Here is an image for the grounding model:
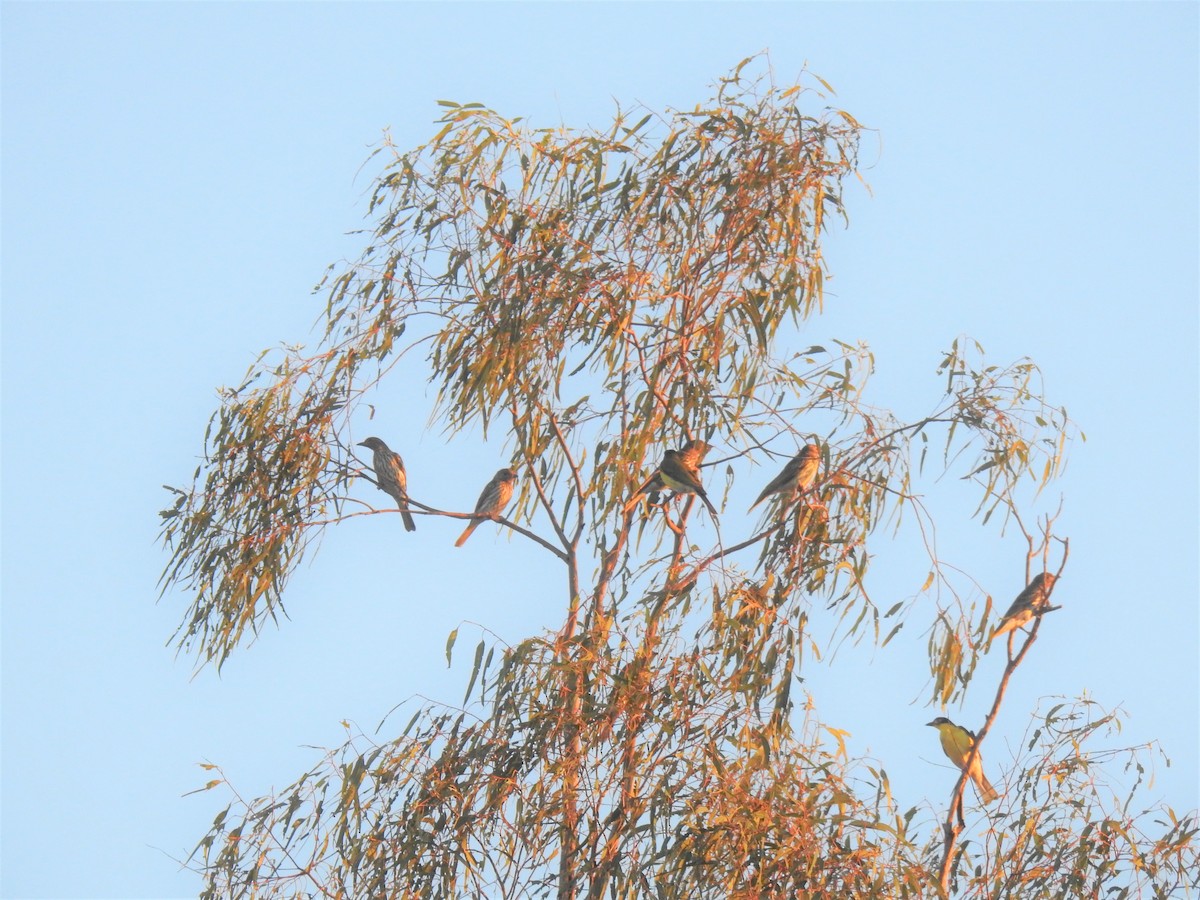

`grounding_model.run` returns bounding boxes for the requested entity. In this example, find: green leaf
[881,622,904,647]
[463,639,485,704]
